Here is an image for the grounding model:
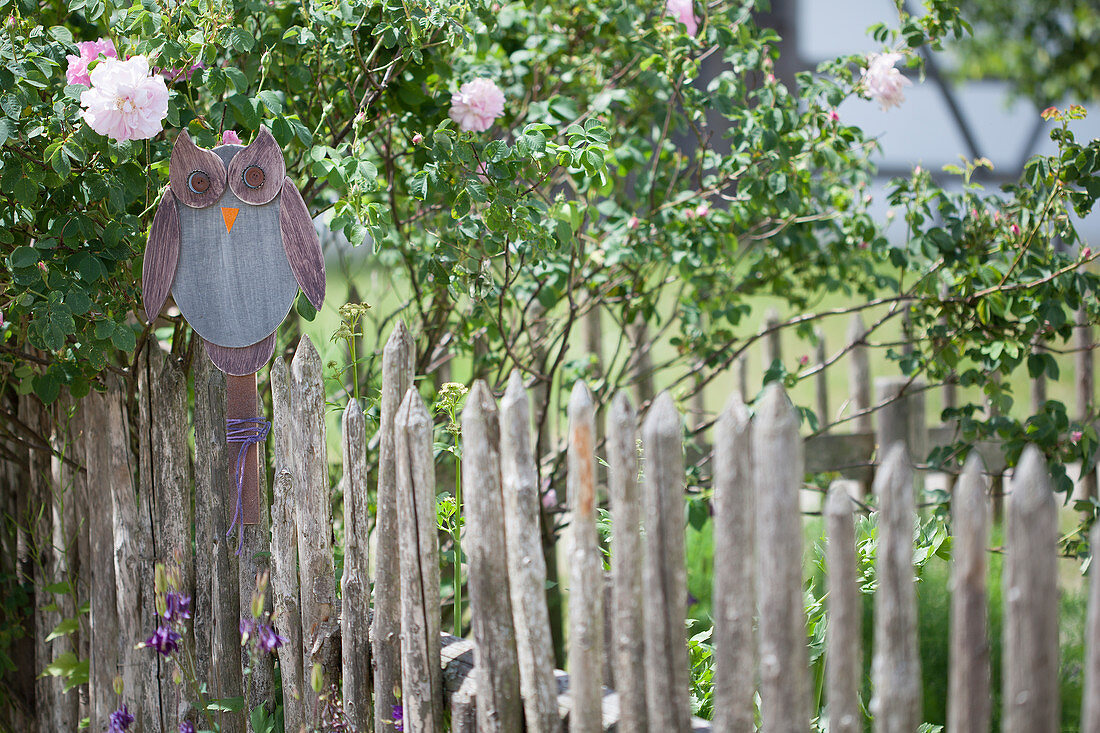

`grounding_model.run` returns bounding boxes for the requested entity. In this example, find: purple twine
[226,417,270,555]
